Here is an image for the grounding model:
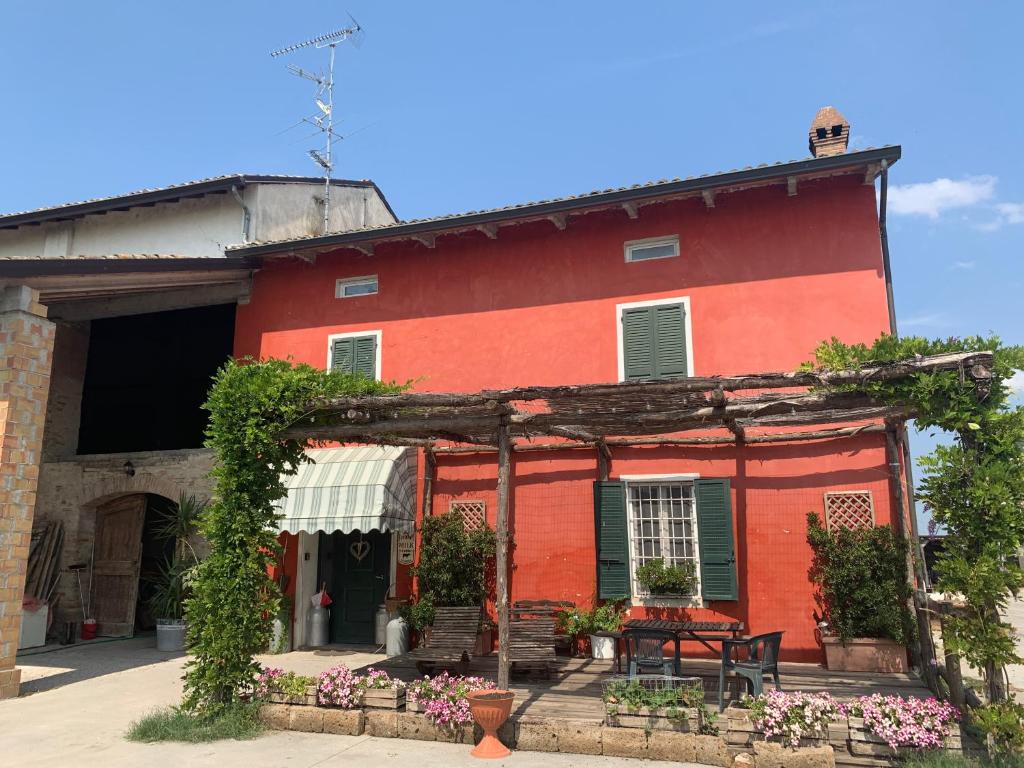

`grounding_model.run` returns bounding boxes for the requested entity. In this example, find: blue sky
[1,2,1021,519]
